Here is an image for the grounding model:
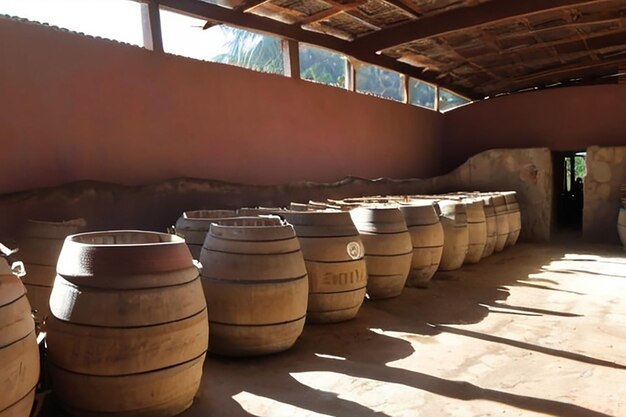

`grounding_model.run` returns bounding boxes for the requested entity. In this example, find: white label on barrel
[346,241,362,259]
